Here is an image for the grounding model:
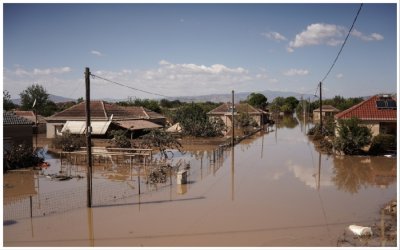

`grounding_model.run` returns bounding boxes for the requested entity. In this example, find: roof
[115,120,162,130]
[207,103,263,115]
[3,111,34,125]
[313,105,340,112]
[335,95,397,121]
[47,101,165,121]
[14,111,47,124]
[61,121,111,135]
